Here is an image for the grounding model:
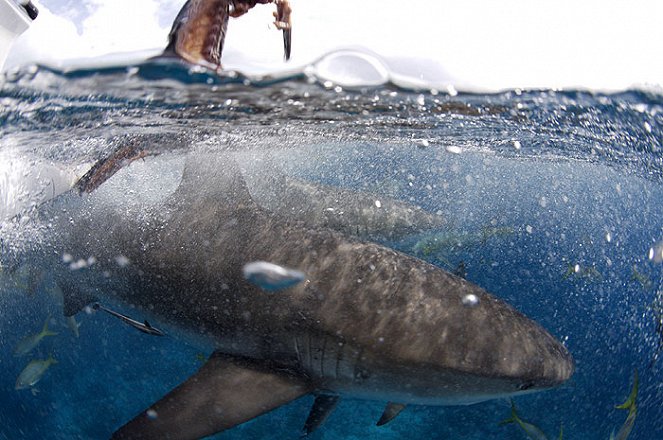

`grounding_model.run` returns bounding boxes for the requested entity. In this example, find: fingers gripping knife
[165,0,292,70]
